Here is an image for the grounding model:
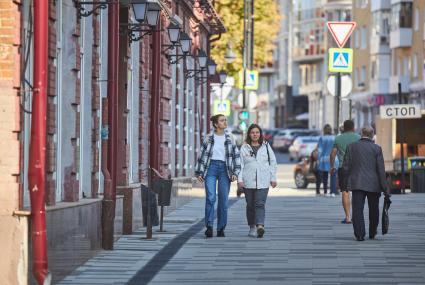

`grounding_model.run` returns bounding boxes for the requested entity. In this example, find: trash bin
[141,184,159,227]
[409,157,425,193]
[152,178,173,206]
